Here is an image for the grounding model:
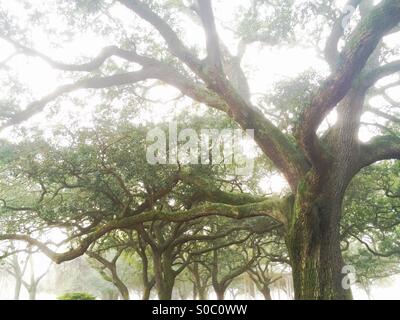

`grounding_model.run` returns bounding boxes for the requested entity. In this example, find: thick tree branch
[118,0,309,188]
[325,0,362,69]
[351,233,400,257]
[117,0,203,73]
[359,134,400,168]
[297,0,400,169]
[0,67,163,129]
[362,60,400,88]
[86,249,130,299]
[0,196,284,263]
[365,106,400,123]
[196,0,223,72]
[1,36,144,72]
